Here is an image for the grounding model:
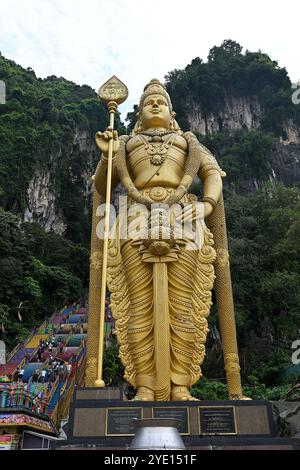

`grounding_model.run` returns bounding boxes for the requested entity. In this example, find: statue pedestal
[52,388,299,450]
